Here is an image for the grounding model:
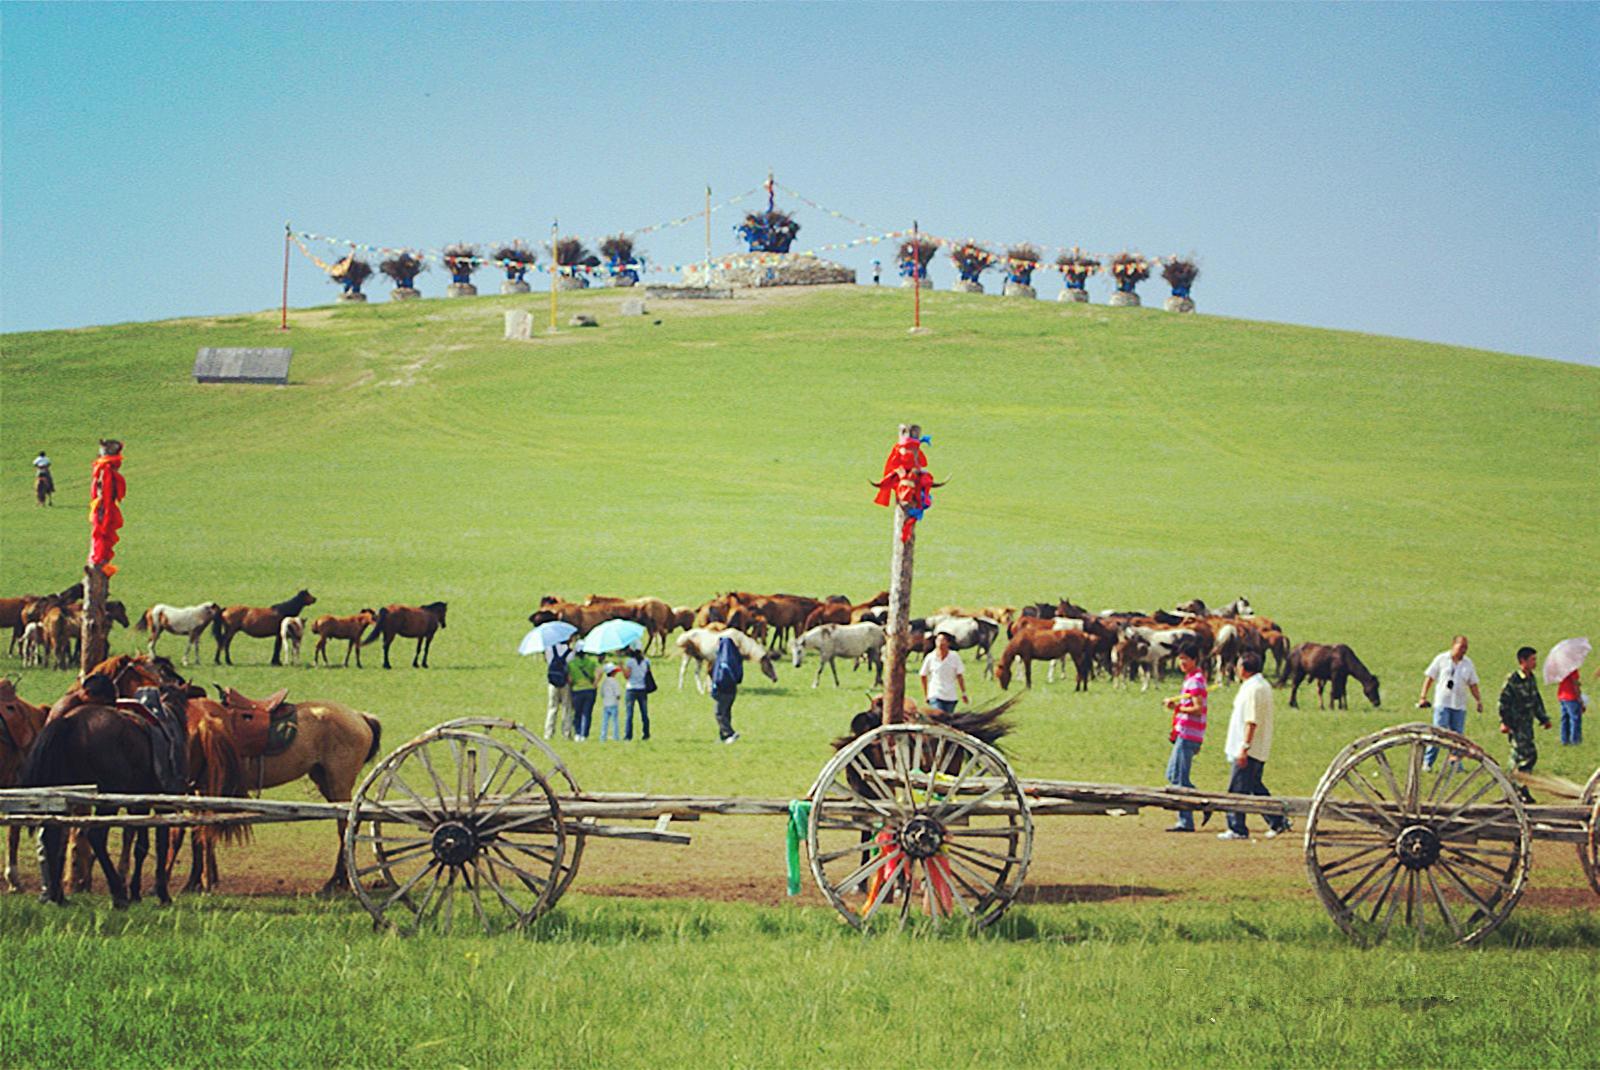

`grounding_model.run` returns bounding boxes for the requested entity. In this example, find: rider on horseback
[32,450,53,506]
